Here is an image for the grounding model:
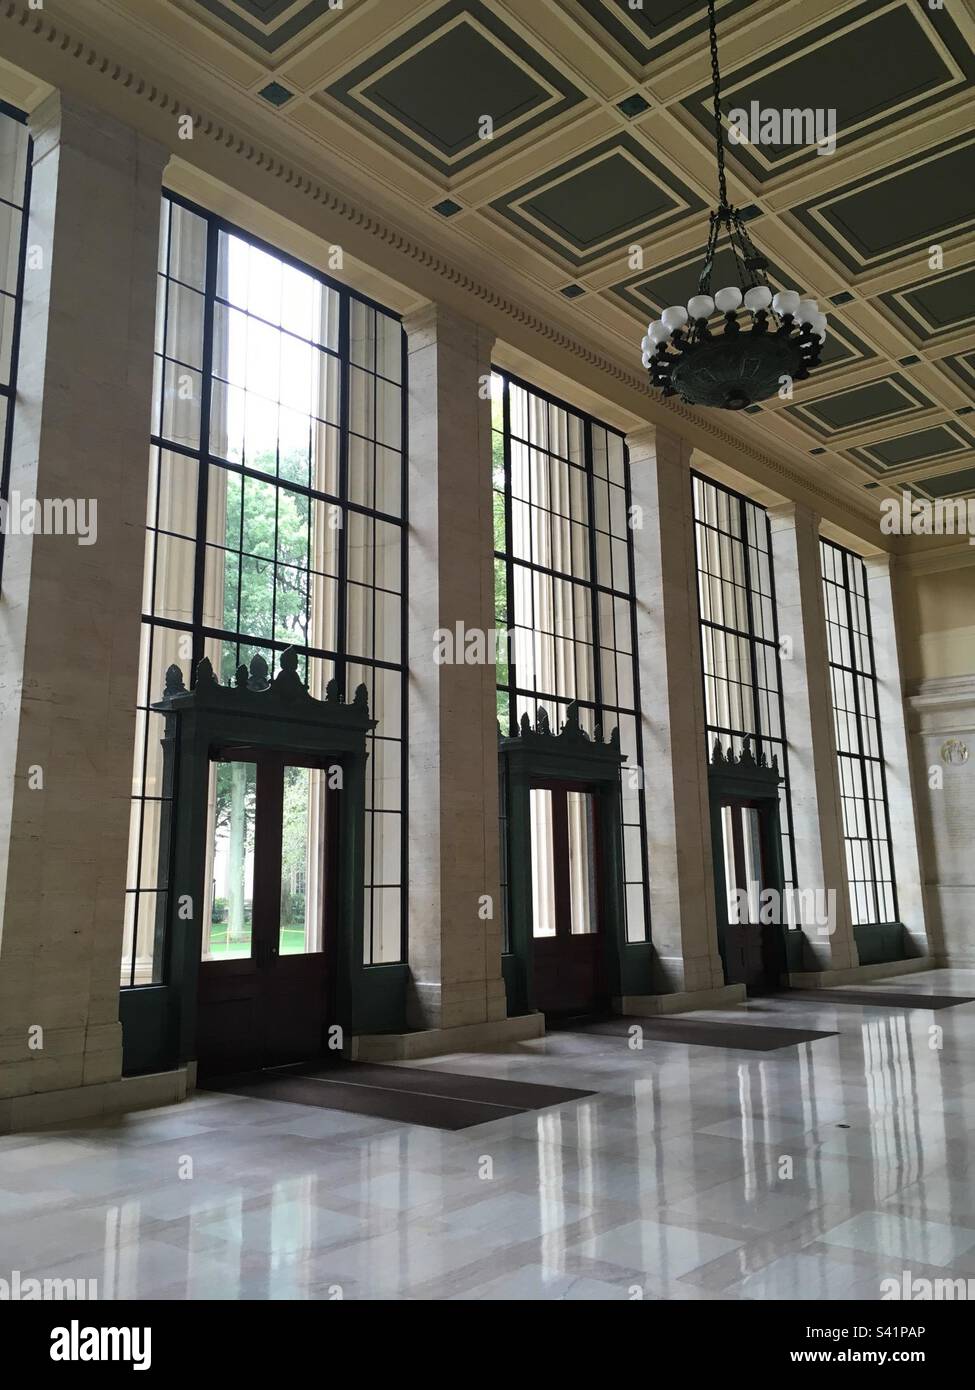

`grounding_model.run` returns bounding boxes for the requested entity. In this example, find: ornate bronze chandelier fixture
[641,0,827,410]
